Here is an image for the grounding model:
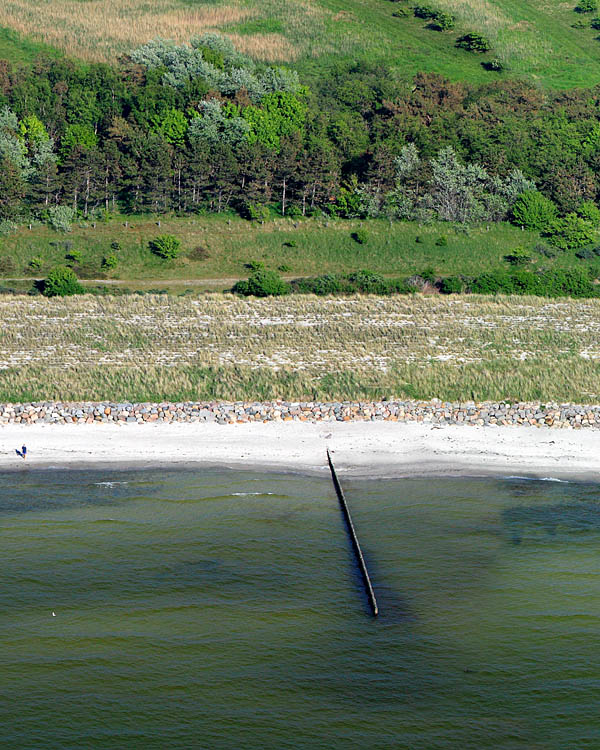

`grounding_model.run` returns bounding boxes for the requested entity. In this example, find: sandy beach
[1,420,600,481]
